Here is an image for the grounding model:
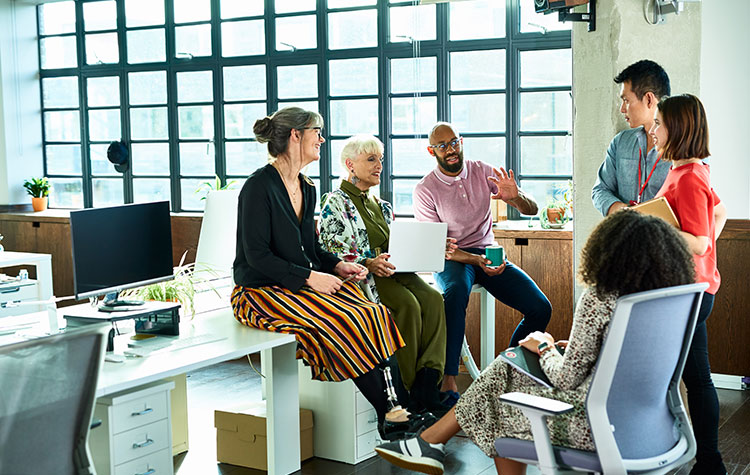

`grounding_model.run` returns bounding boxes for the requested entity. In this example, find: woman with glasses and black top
[231,107,431,440]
